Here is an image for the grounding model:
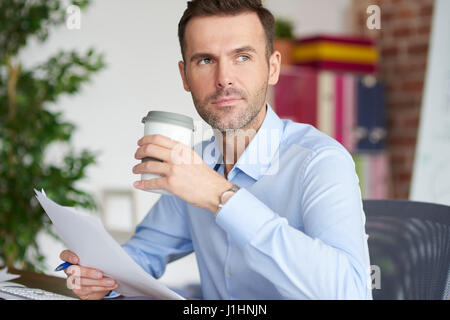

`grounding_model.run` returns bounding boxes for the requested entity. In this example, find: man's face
[179,12,280,132]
